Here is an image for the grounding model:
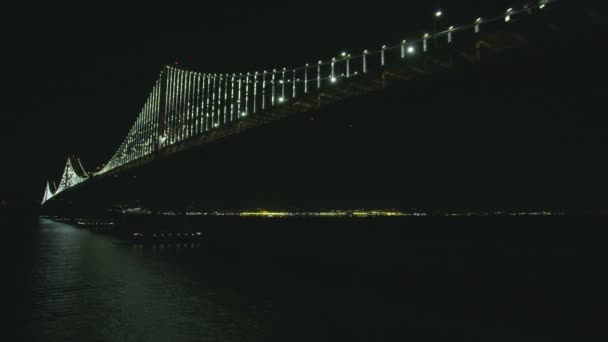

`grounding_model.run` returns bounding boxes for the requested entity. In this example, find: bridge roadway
[41,2,608,214]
